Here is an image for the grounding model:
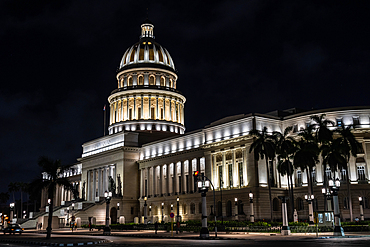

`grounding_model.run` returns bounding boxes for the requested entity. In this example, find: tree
[274,126,296,220]
[29,157,75,239]
[311,114,334,144]
[335,125,363,222]
[249,126,276,221]
[293,125,320,199]
[18,182,29,219]
[8,182,19,219]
